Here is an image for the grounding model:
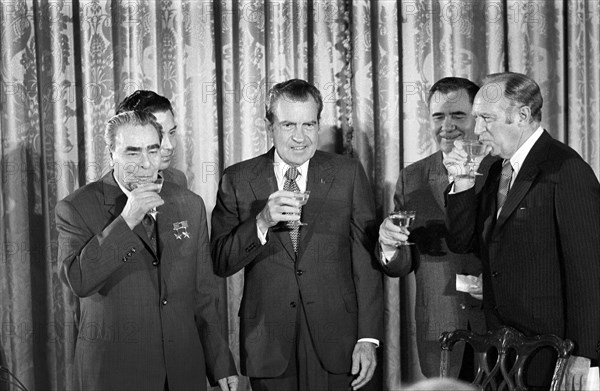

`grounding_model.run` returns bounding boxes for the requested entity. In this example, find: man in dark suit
[117,90,188,188]
[377,77,488,378]
[445,72,600,388]
[211,79,383,391]
[56,111,238,390]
